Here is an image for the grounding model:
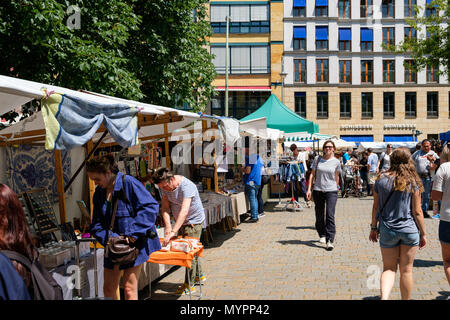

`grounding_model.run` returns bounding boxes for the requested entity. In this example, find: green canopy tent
[240,94,319,134]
